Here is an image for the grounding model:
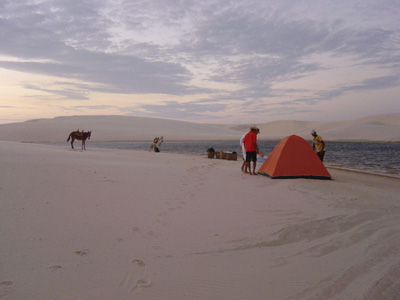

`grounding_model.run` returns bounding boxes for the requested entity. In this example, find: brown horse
[67,130,92,150]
